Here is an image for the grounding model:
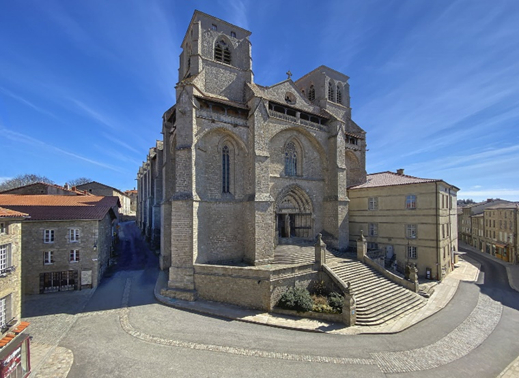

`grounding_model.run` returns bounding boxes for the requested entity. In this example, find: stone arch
[214,36,233,65]
[275,185,314,241]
